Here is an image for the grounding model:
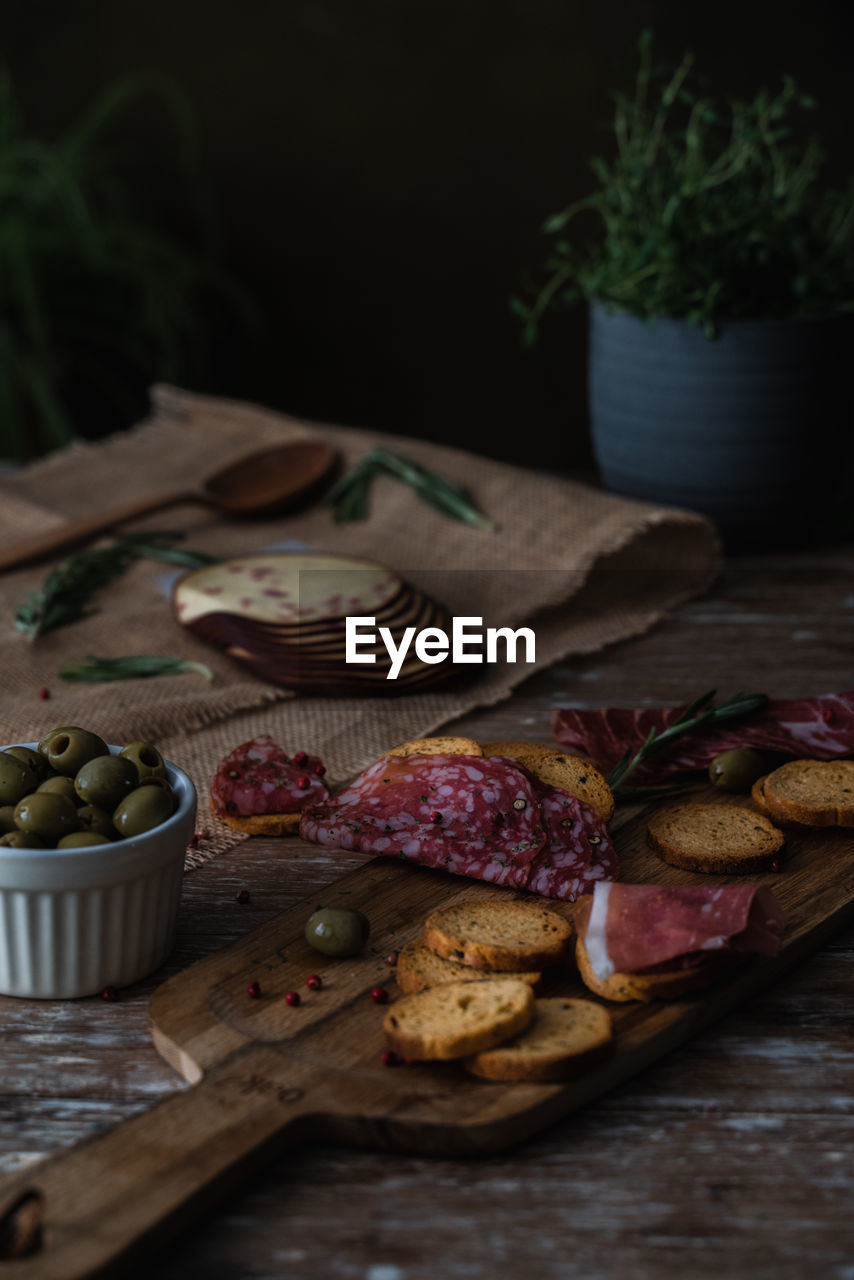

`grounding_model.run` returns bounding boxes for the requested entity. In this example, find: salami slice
[211,735,329,818]
[300,754,618,900]
[552,692,854,786]
[300,754,545,887]
[525,779,619,900]
[582,882,786,981]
